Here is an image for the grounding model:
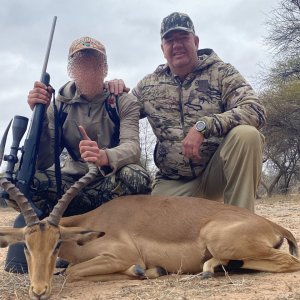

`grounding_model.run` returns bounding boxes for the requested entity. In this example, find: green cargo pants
[151,125,264,212]
[31,164,151,217]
